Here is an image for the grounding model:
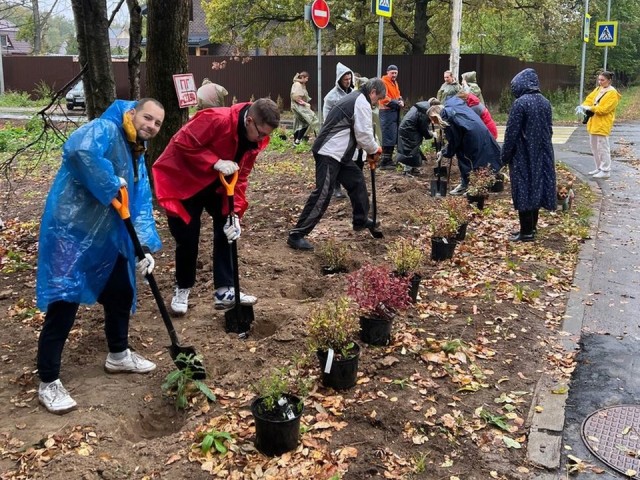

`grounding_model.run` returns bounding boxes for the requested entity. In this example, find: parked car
[66,82,85,110]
